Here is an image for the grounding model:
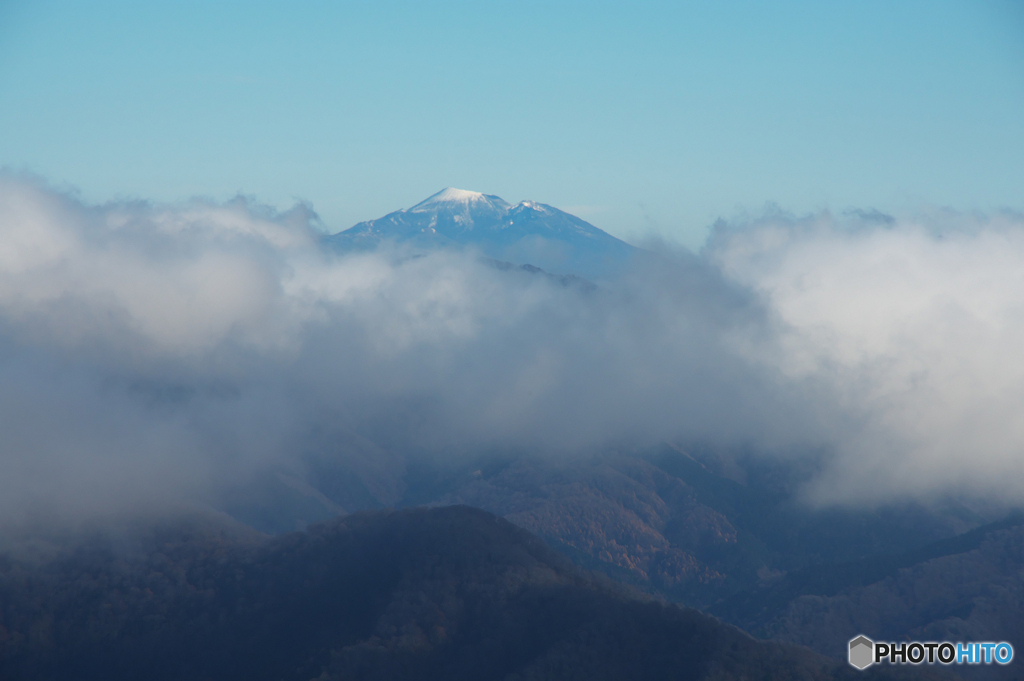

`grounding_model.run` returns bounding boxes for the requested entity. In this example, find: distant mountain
[325,188,638,279]
[0,506,940,681]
